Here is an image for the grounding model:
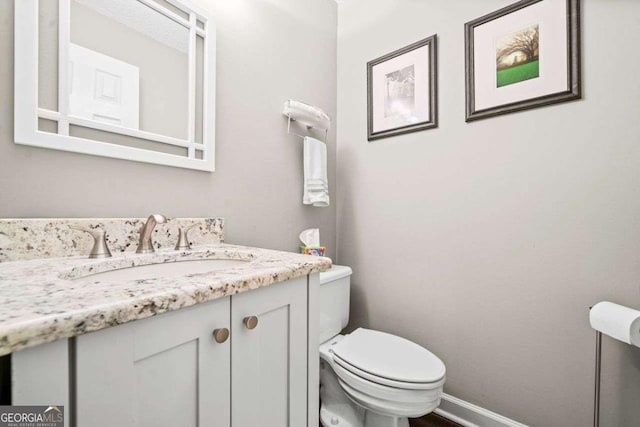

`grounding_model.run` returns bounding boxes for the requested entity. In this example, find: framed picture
[465,0,580,122]
[367,35,438,141]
